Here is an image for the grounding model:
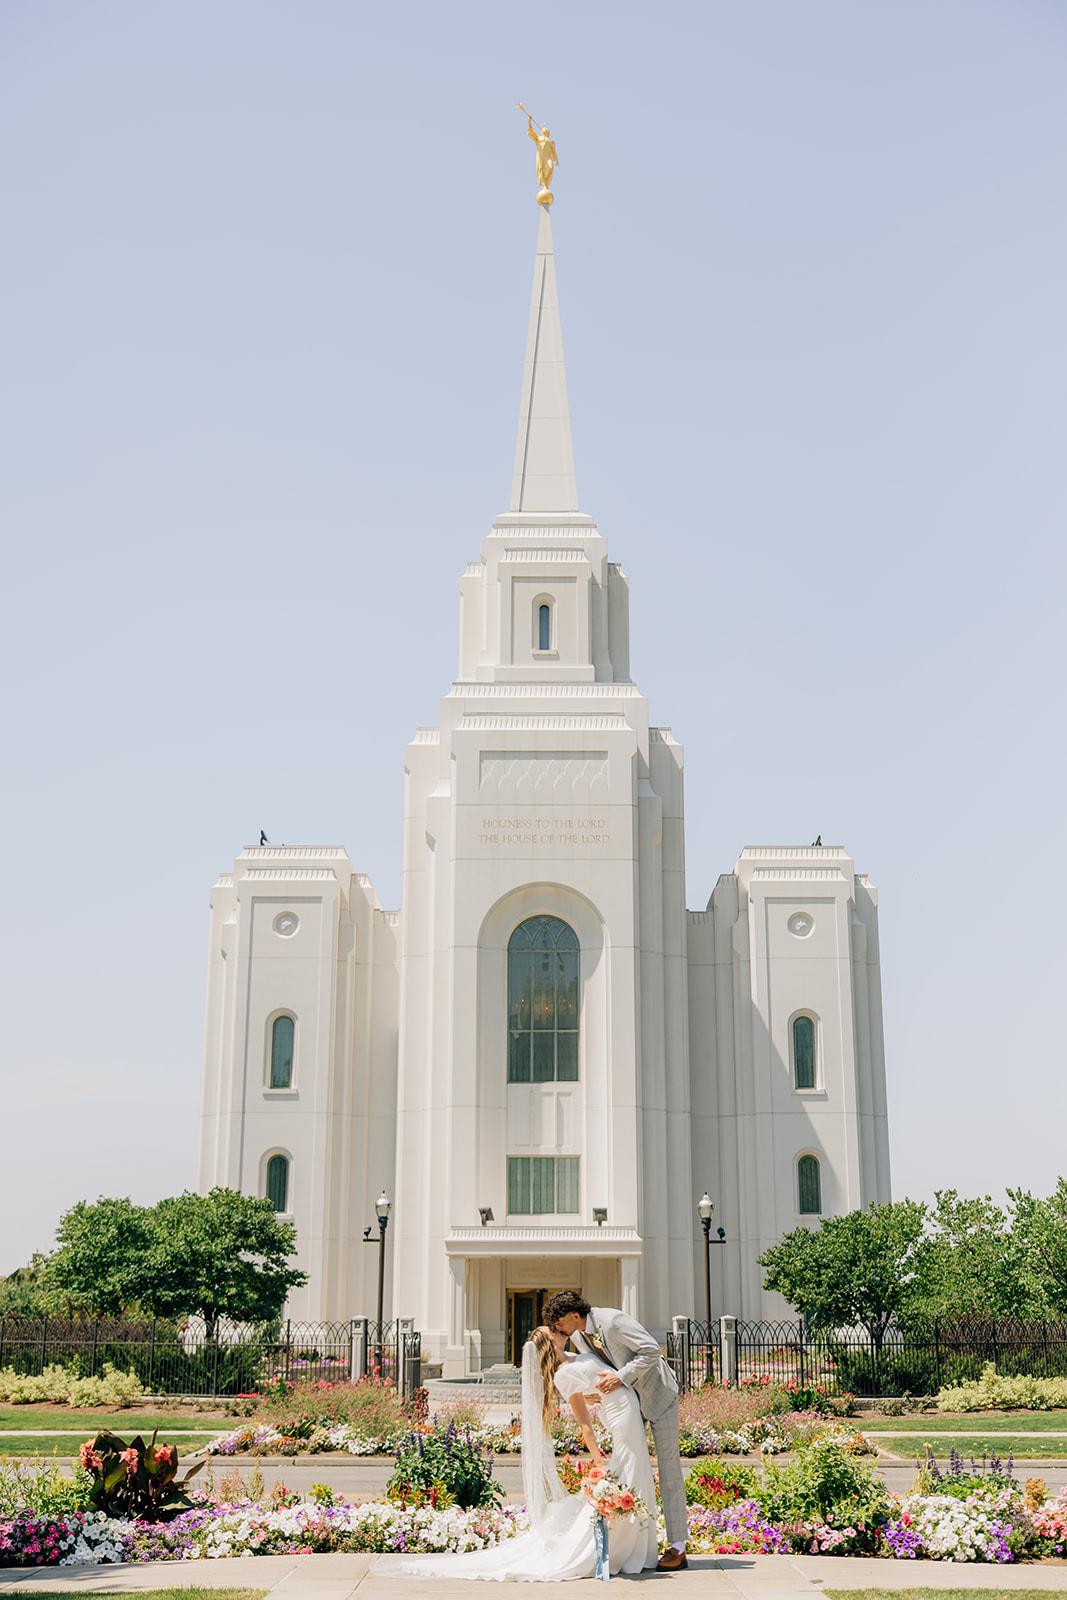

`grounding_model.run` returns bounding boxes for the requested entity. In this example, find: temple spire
[509,207,579,513]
